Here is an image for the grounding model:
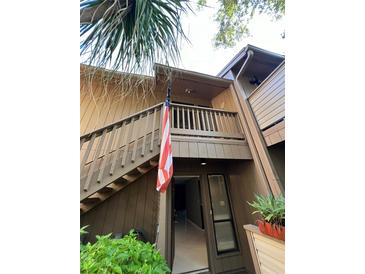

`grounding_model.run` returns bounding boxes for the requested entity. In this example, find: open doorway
[172,176,209,274]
